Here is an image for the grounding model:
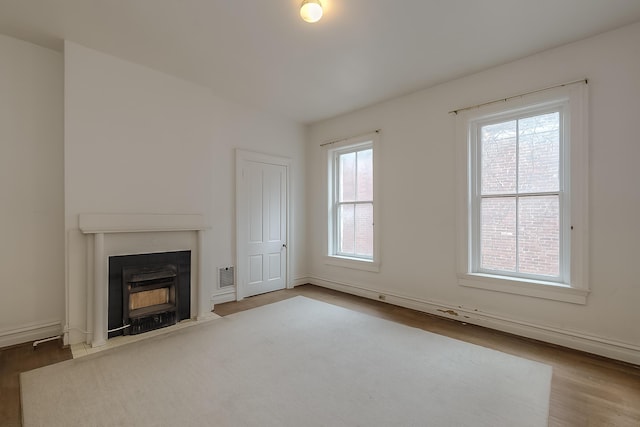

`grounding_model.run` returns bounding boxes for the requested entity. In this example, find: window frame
[470,104,568,283]
[332,144,374,260]
[325,132,380,272]
[456,84,589,304]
